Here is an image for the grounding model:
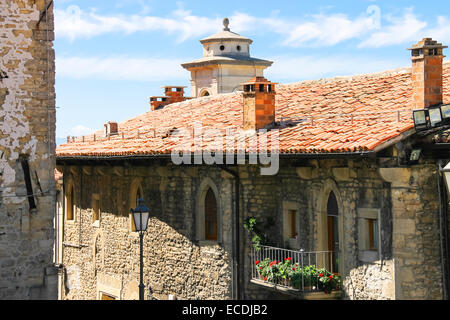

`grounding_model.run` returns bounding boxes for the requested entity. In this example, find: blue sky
[54,0,450,142]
